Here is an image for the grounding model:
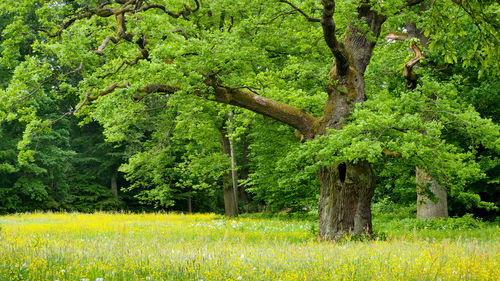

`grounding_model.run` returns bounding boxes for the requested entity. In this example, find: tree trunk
[240,135,250,212]
[187,195,192,213]
[416,167,448,218]
[317,161,376,239]
[399,23,447,219]
[312,5,385,240]
[111,173,118,198]
[228,111,239,212]
[219,125,238,217]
